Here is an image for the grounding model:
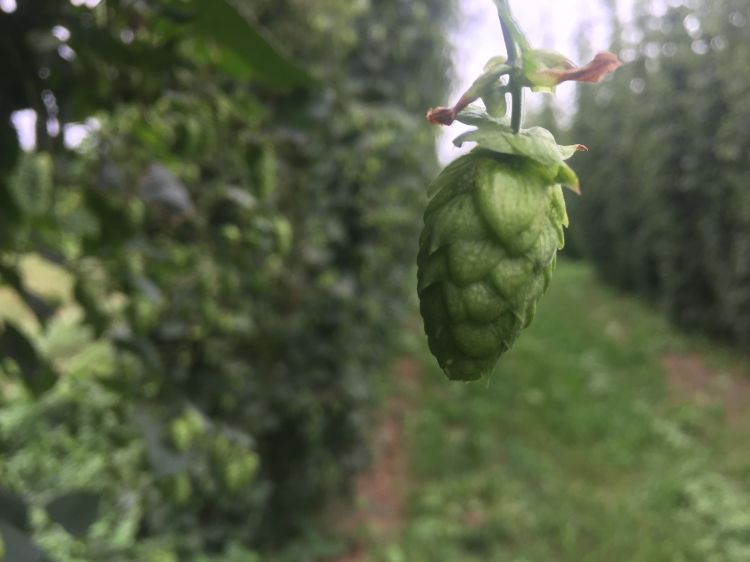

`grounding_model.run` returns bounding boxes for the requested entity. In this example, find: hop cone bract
[417,149,569,380]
